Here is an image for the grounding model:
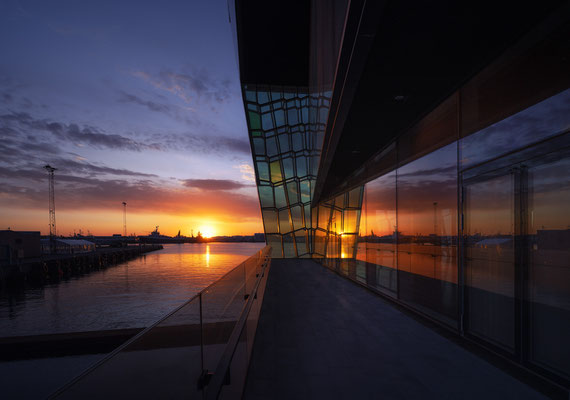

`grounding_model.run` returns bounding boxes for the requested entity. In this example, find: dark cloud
[1,110,249,157]
[182,179,252,191]
[0,160,157,182]
[0,111,162,151]
[118,91,174,114]
[159,132,250,155]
